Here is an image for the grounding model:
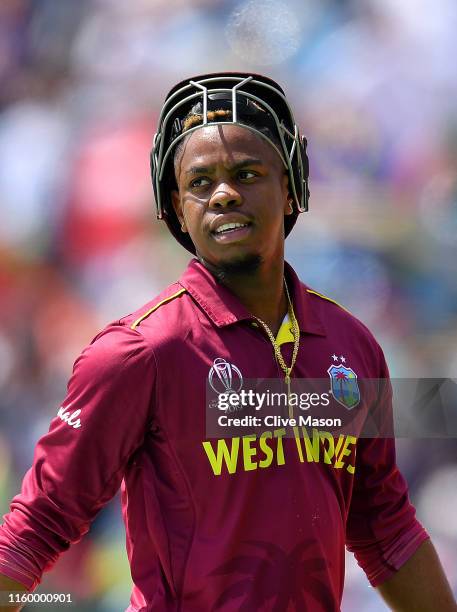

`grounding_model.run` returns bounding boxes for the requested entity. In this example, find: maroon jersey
[0,259,428,611]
